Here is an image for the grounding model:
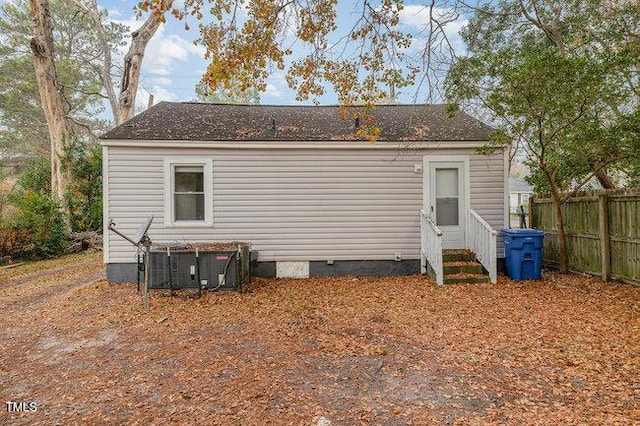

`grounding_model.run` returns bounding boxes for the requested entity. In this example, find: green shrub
[3,141,102,259]
[65,142,102,232]
[0,227,33,261]
[9,190,67,258]
[17,157,51,195]
[2,159,67,259]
